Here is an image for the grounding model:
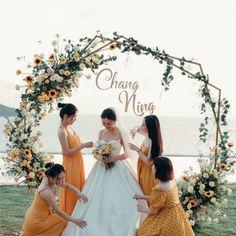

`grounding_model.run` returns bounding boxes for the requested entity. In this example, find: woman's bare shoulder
[58,127,67,135]
[113,127,122,135]
[99,128,106,135]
